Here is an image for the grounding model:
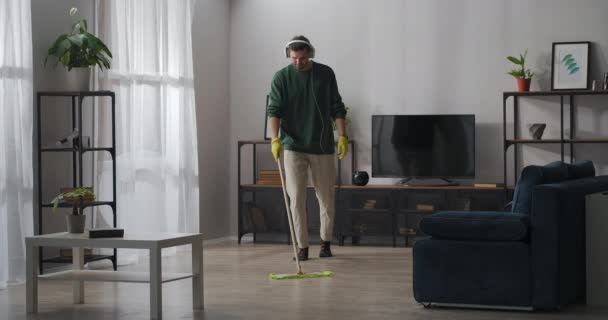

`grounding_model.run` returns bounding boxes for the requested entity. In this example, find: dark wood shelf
[344,208,391,213]
[238,139,357,146]
[41,201,115,209]
[37,90,115,97]
[241,184,511,190]
[396,209,436,214]
[504,90,608,97]
[507,138,608,144]
[338,184,509,190]
[40,147,114,153]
